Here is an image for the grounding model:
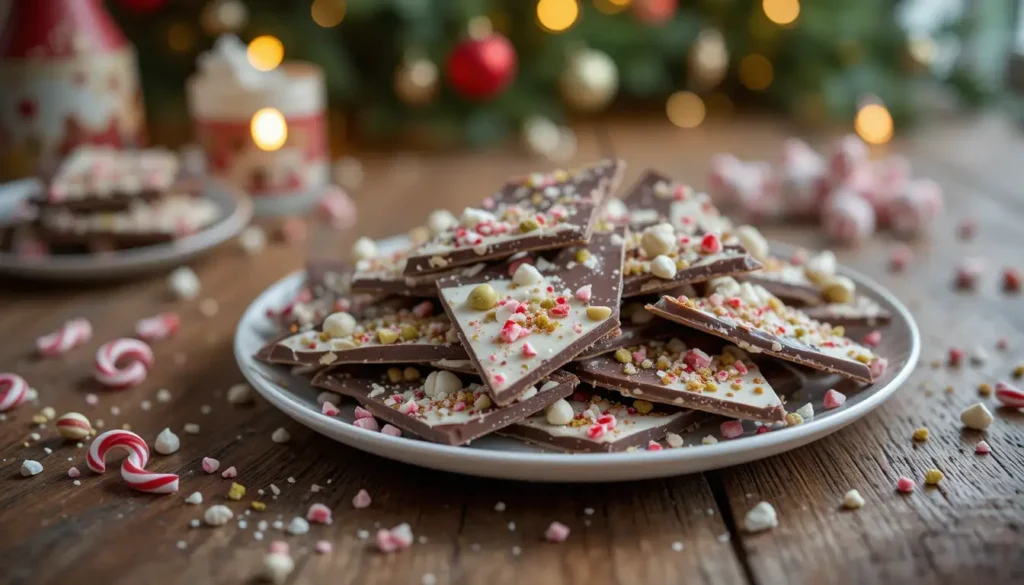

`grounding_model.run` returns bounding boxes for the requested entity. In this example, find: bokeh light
[739,54,773,91]
[666,91,705,128]
[854,104,893,145]
[537,0,579,33]
[246,35,284,72]
[594,0,630,14]
[311,0,346,28]
[762,0,800,26]
[251,108,288,151]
